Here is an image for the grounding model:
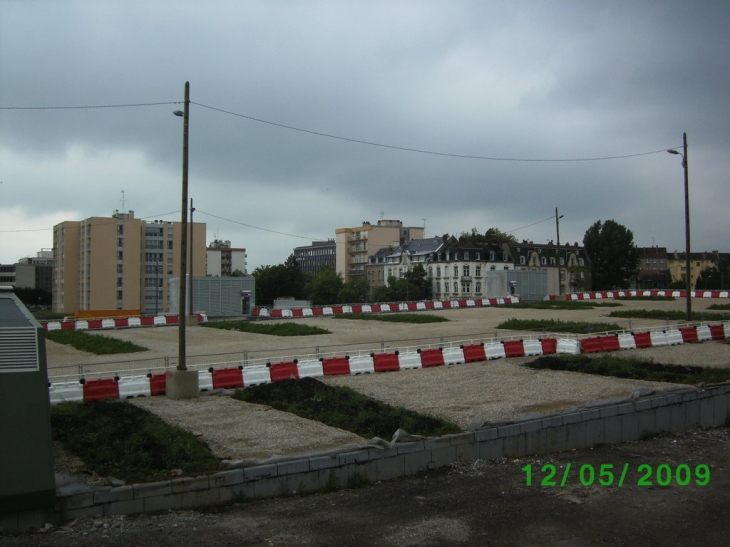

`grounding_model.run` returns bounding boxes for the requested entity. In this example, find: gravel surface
[48,298,730,477]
